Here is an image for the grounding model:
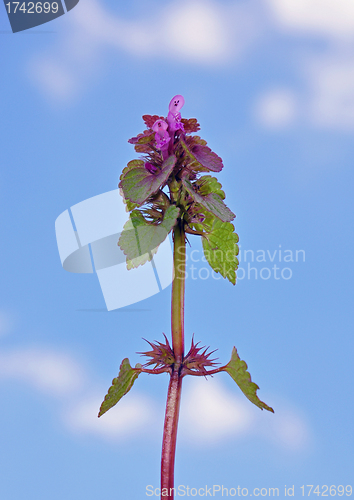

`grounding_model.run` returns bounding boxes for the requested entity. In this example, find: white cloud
[254,88,298,128]
[271,409,310,451]
[161,1,230,64]
[179,377,311,451]
[0,343,311,449]
[180,378,254,444]
[64,392,157,439]
[253,58,354,132]
[0,348,84,395]
[306,56,354,130]
[70,0,232,62]
[259,0,354,132]
[266,0,354,39]
[28,0,258,102]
